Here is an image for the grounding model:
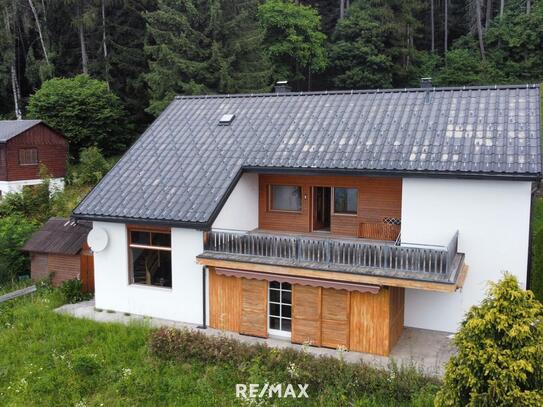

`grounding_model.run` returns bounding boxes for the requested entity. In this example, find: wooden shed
[22,217,94,292]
